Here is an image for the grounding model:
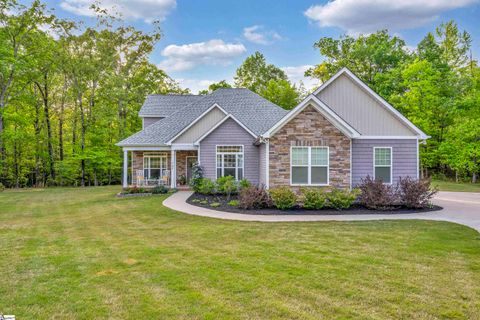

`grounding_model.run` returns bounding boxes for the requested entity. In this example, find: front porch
[122,149,198,189]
